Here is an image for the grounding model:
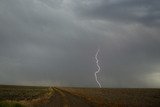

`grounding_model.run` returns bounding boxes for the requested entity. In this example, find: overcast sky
[0,0,160,88]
